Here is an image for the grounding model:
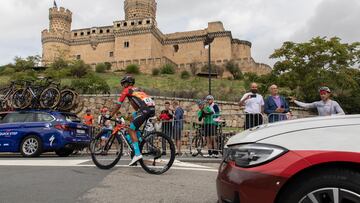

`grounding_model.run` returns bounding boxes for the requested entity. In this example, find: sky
[0,0,359,66]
